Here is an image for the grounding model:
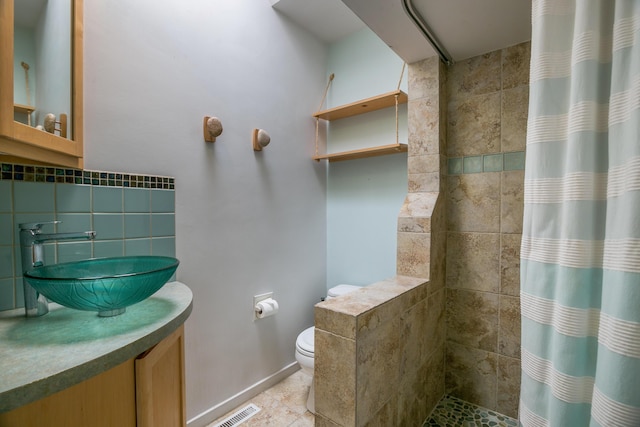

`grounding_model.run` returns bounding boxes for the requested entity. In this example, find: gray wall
[82,1,328,423]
